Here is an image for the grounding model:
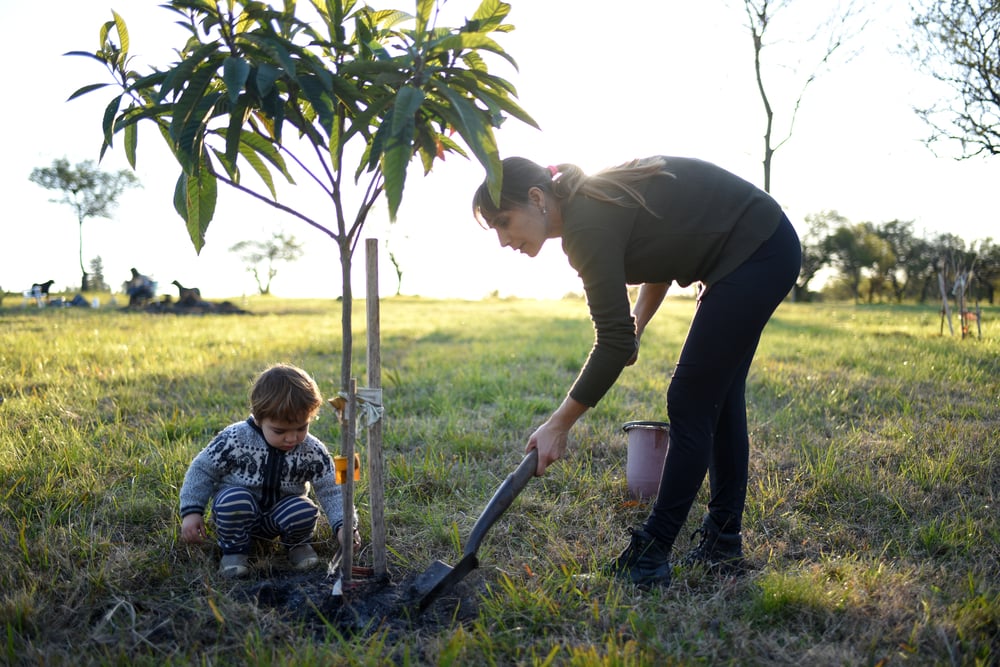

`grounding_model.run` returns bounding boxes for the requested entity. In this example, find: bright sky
[2,0,996,300]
